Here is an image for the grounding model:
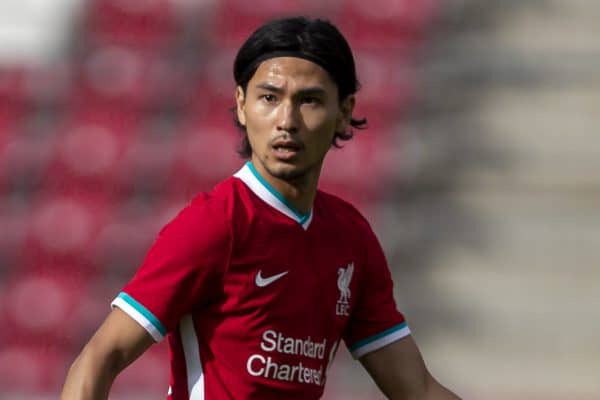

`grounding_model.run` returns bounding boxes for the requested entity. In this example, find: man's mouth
[271,140,302,159]
[273,145,298,152]
[272,139,302,151]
